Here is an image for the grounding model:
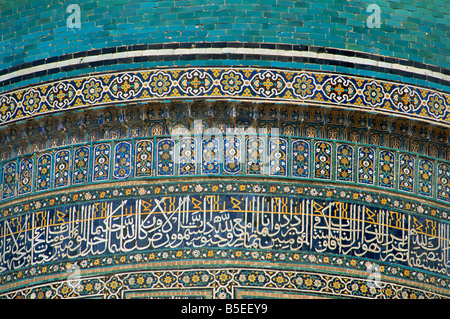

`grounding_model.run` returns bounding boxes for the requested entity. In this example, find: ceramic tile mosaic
[2,134,450,204]
[1,0,449,301]
[1,181,450,299]
[0,68,448,127]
